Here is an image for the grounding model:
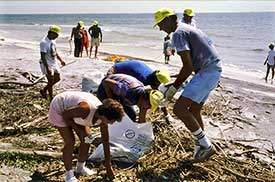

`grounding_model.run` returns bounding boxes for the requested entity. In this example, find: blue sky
[1,1,275,14]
